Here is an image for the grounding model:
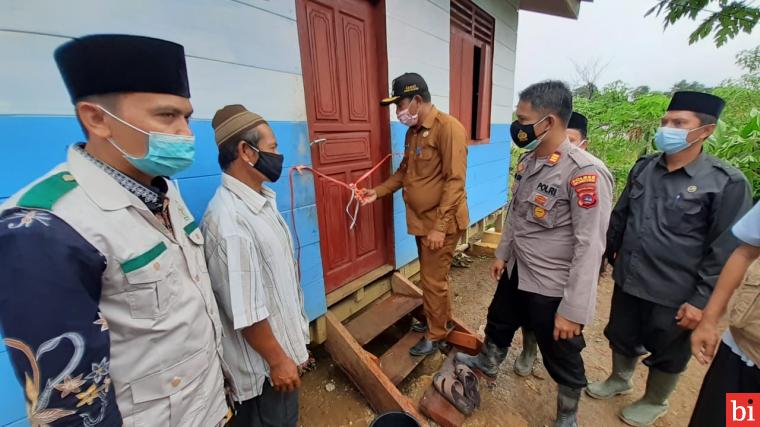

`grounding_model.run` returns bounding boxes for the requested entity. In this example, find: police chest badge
[517,130,528,142]
[570,174,598,209]
[533,206,547,219]
[517,162,526,173]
